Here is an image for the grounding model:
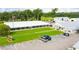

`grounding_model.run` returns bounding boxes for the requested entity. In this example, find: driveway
[0,33,79,50]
